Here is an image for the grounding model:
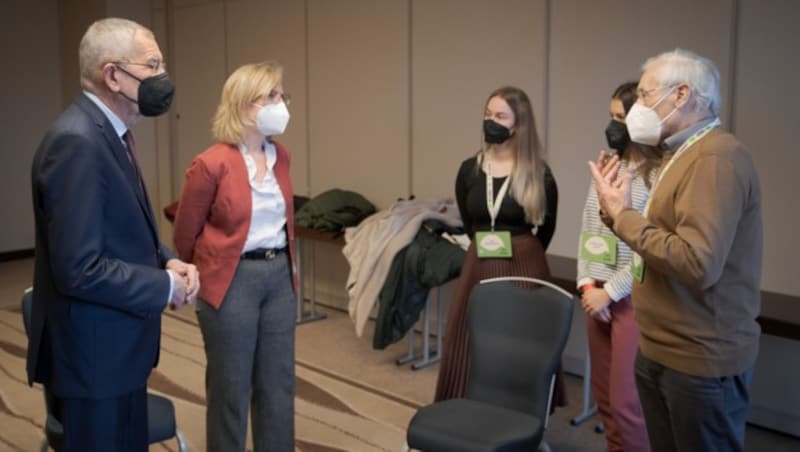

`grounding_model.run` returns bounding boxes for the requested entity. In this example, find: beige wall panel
[307,0,410,209]
[411,0,548,201]
[107,0,151,26]
[0,1,62,252]
[172,2,227,194]
[151,3,176,239]
[546,0,734,260]
[302,242,352,311]
[225,0,310,195]
[103,1,167,232]
[57,0,106,107]
[171,0,223,7]
[733,0,799,296]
